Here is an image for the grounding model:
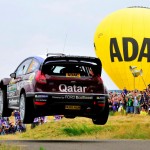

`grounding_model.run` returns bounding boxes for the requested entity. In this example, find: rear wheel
[19,93,34,124]
[92,100,109,125]
[0,88,12,117]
